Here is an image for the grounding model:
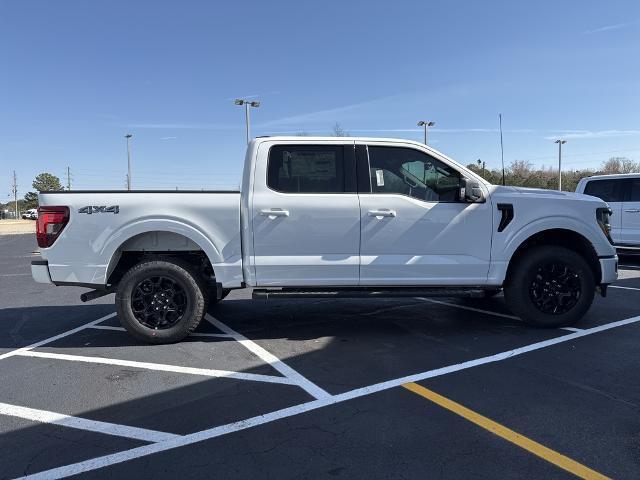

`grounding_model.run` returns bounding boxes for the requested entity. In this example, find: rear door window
[267,145,349,193]
[583,179,626,202]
